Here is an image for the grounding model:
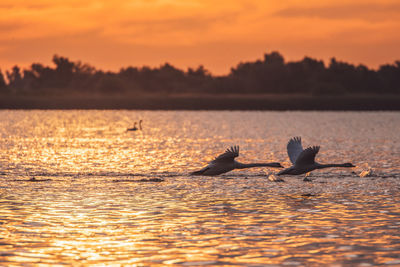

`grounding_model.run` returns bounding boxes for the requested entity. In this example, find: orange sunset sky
[1,0,400,75]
